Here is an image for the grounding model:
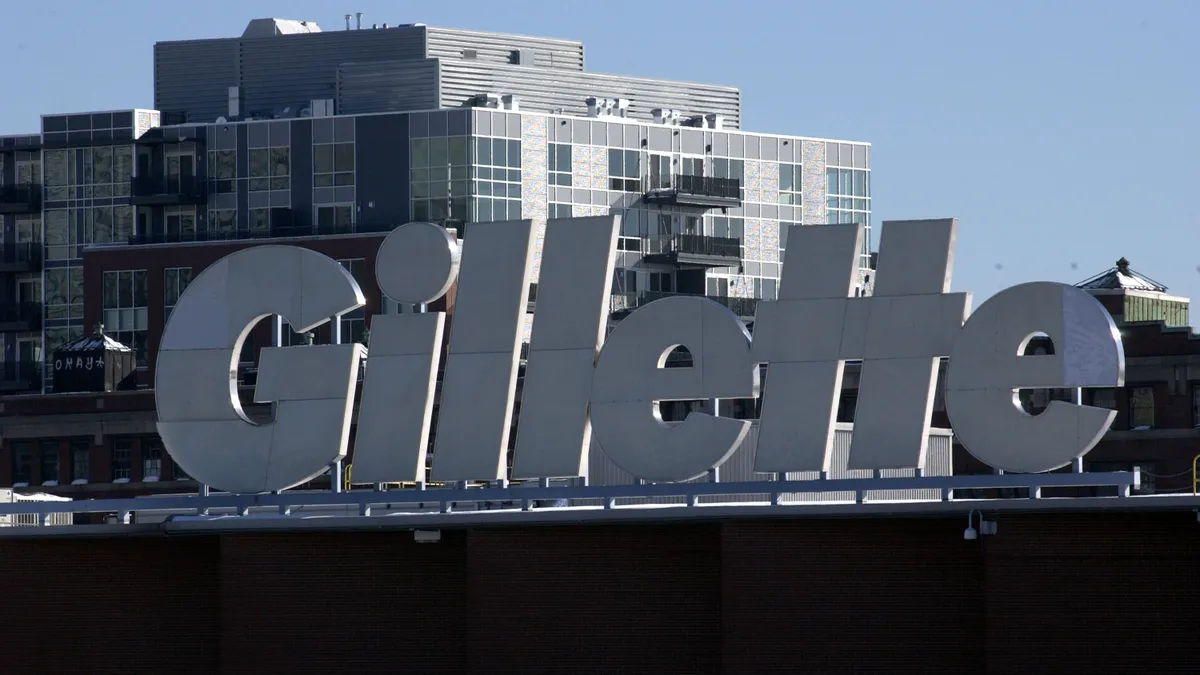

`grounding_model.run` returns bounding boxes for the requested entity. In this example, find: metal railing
[0,360,43,390]
[644,233,742,260]
[0,242,42,266]
[128,221,399,246]
[672,174,742,200]
[130,174,206,200]
[0,183,42,209]
[0,302,41,325]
